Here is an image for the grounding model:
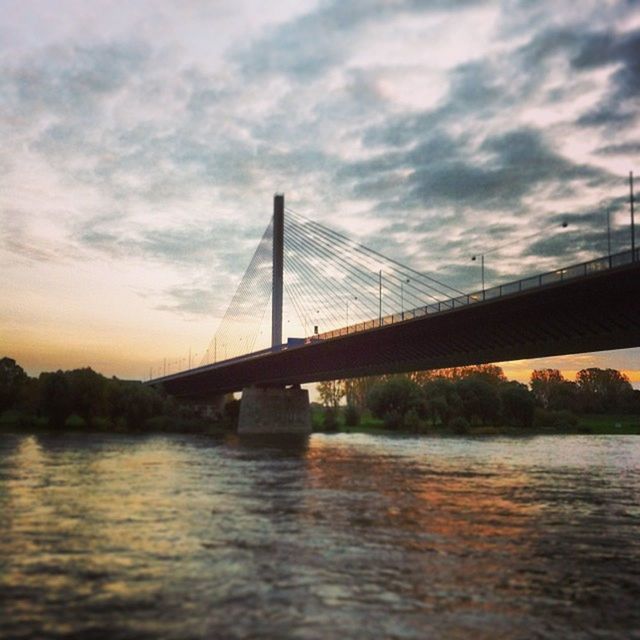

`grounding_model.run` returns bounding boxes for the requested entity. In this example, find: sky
[1,0,639,385]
